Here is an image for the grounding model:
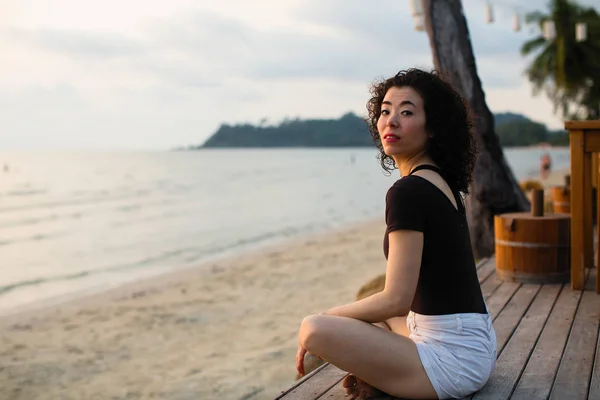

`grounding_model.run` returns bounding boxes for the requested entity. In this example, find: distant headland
[176,112,568,150]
